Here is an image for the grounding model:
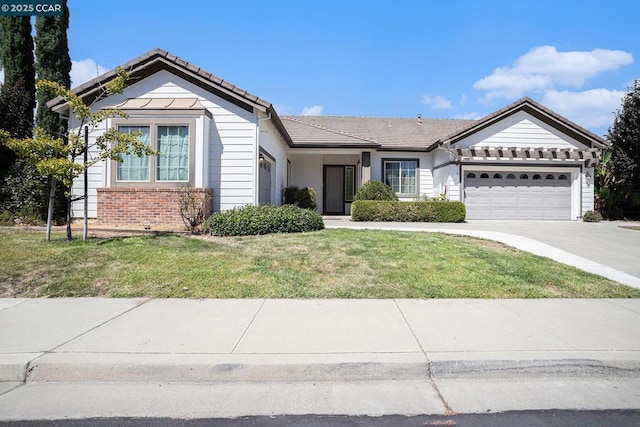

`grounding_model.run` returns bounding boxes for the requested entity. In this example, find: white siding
[289,154,324,212]
[582,167,595,215]
[70,69,260,217]
[454,111,590,150]
[258,117,290,206]
[433,165,460,201]
[70,115,107,218]
[432,147,457,200]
